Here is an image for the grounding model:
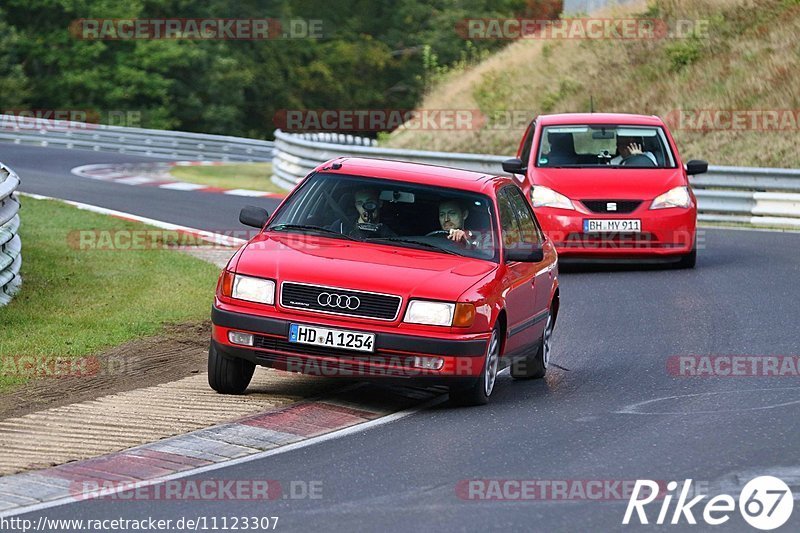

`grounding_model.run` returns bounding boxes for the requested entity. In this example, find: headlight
[232,275,275,304]
[650,186,691,209]
[404,300,455,326]
[531,186,575,210]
